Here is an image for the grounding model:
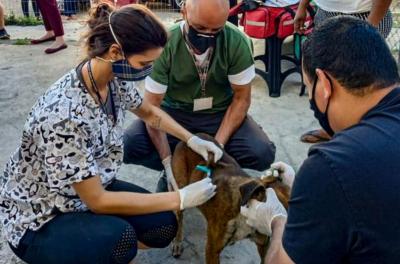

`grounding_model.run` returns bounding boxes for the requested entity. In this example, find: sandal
[300,129,331,144]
